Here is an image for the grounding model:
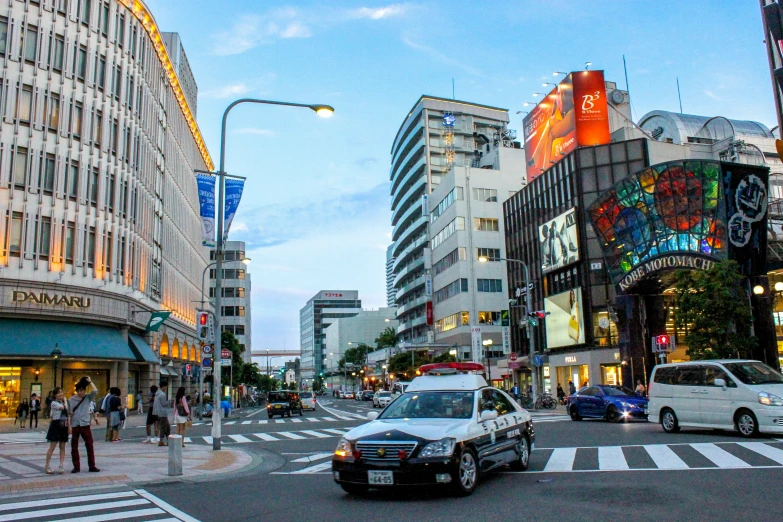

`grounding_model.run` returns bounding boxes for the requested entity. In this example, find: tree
[673,259,757,360]
[432,352,456,363]
[220,330,244,387]
[312,380,323,393]
[375,327,397,350]
[338,343,373,370]
[387,351,427,380]
[287,382,297,390]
